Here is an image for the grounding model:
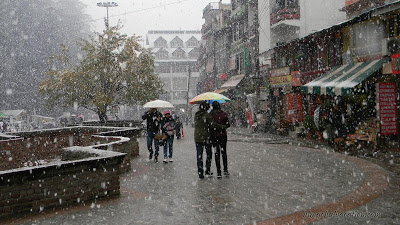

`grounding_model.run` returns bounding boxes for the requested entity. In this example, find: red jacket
[210,109,230,136]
